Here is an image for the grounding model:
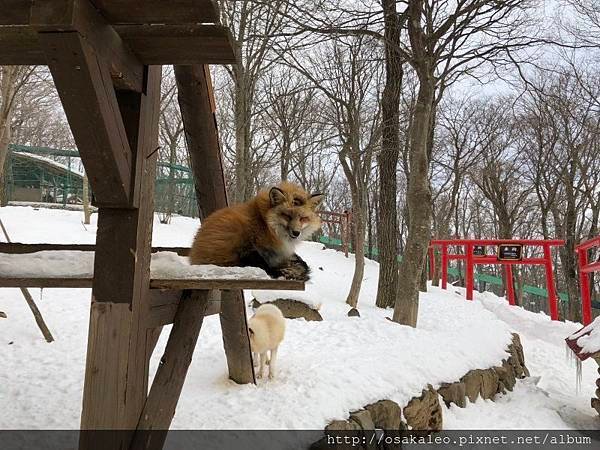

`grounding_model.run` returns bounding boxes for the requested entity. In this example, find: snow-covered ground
[0,205,598,431]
